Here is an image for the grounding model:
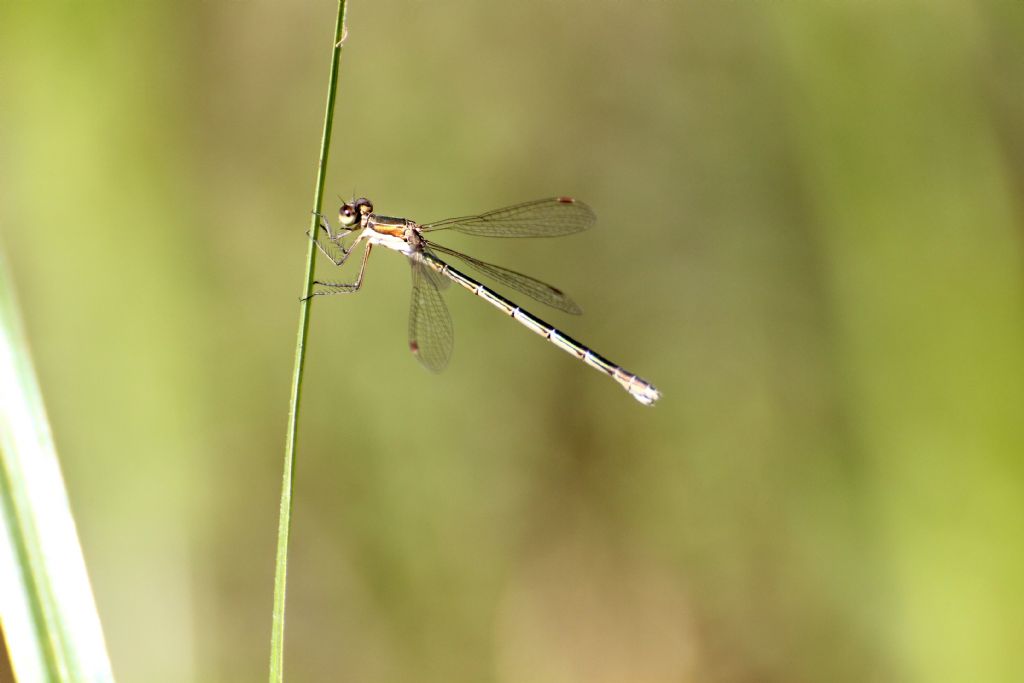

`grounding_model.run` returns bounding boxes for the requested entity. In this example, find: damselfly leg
[305,244,374,300]
[310,213,357,267]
